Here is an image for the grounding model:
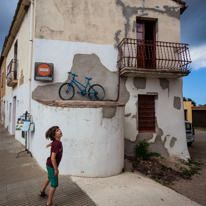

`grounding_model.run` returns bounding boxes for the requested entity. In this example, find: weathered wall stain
[103,107,117,119]
[137,6,180,19]
[116,0,180,40]
[32,82,62,100]
[39,26,64,39]
[173,96,181,110]
[134,77,146,89]
[119,76,130,103]
[135,100,138,130]
[114,30,122,48]
[170,137,177,148]
[70,54,119,101]
[125,113,131,117]
[125,133,153,155]
[132,21,136,32]
[116,0,138,37]
[125,124,169,157]
[159,78,169,90]
[159,78,169,96]
[149,128,169,157]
